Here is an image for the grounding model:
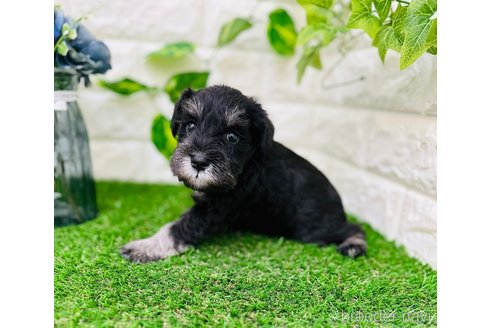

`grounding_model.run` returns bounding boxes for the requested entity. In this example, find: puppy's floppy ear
[171,88,195,136]
[250,100,275,153]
